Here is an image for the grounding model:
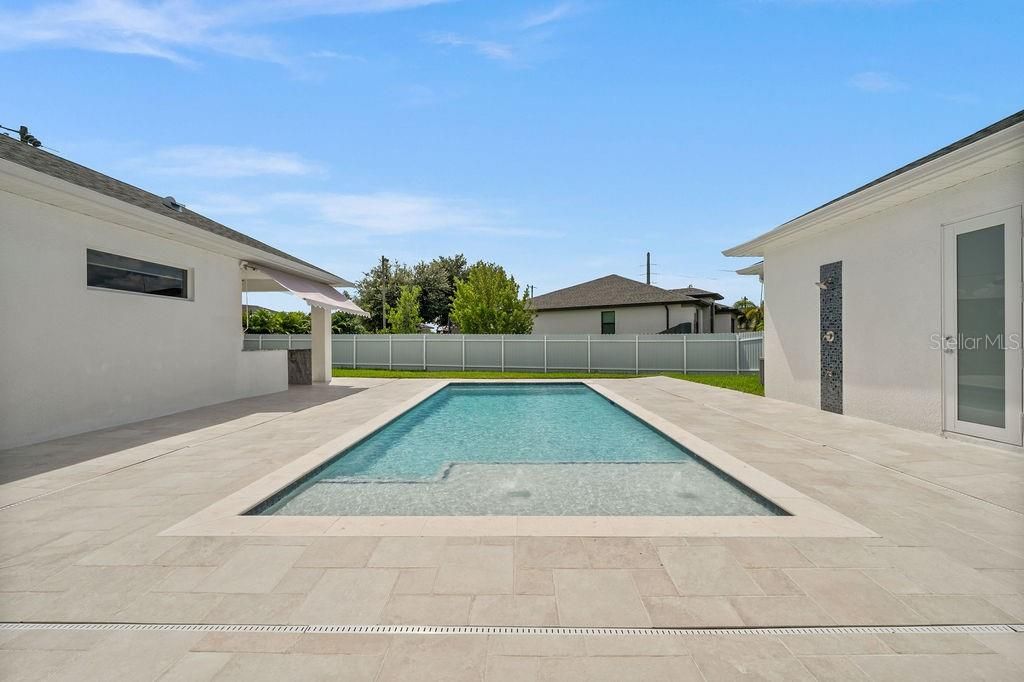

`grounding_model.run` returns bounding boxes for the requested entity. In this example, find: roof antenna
[0,124,43,147]
[646,252,651,285]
